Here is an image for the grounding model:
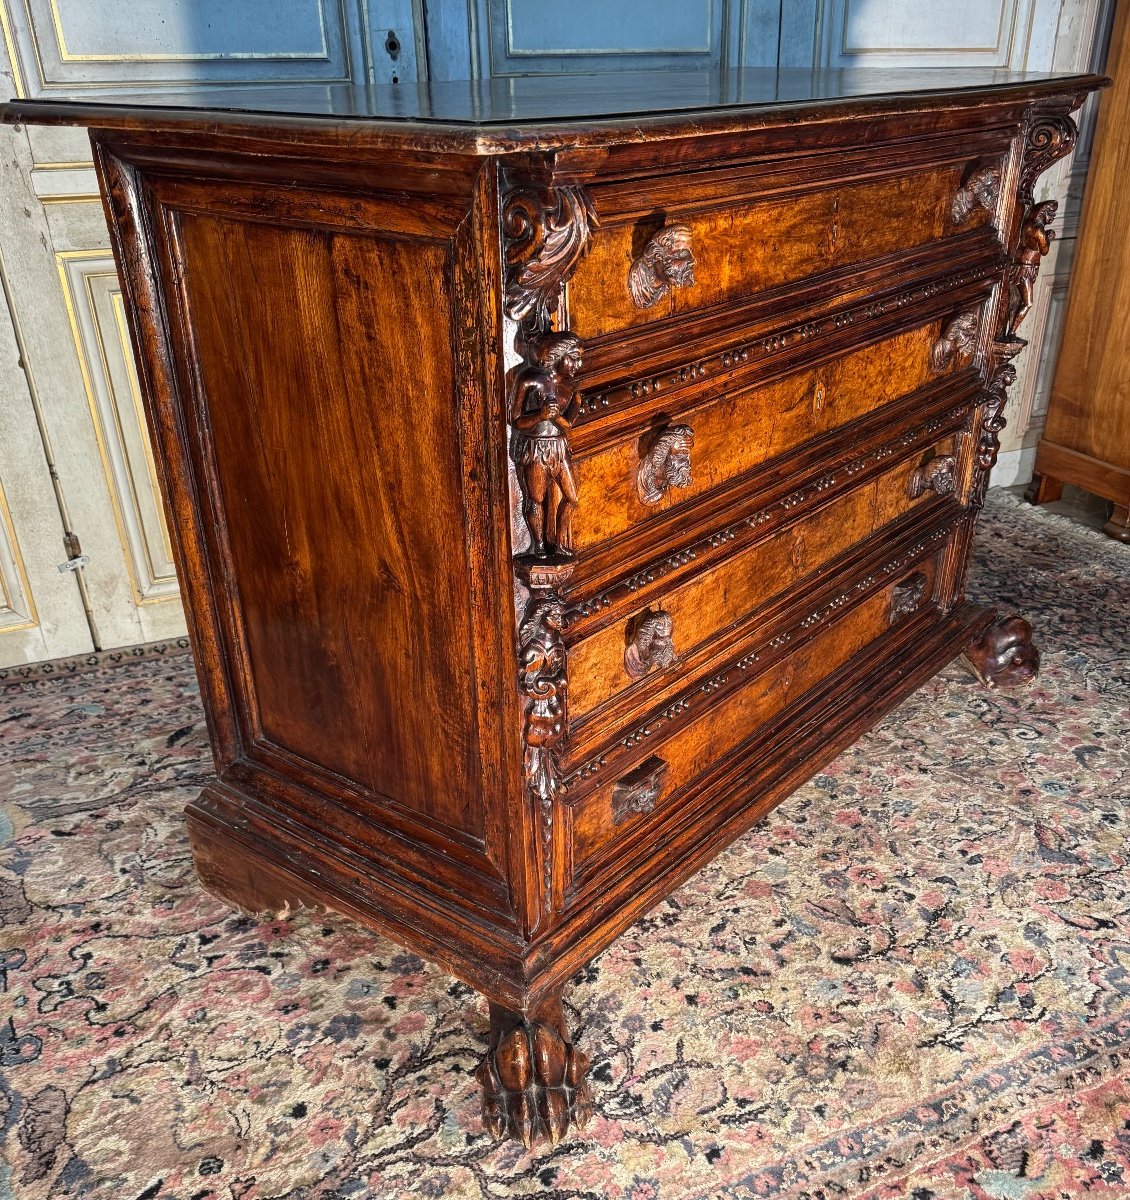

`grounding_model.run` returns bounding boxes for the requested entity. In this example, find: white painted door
[0,1,419,667]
